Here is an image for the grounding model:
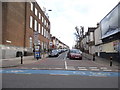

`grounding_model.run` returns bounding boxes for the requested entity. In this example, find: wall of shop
[100,40,120,62]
